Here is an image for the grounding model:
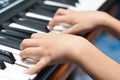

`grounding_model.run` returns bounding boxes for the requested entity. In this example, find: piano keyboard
[0,0,115,80]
